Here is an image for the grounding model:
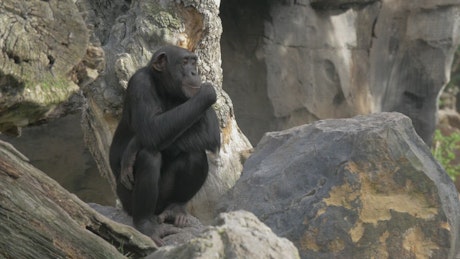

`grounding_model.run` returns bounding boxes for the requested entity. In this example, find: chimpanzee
[109,45,220,245]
